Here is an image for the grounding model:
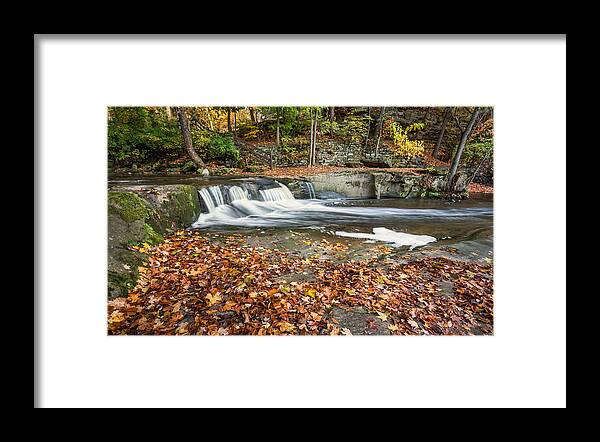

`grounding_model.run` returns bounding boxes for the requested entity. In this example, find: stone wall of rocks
[266,139,426,169]
[285,169,470,200]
